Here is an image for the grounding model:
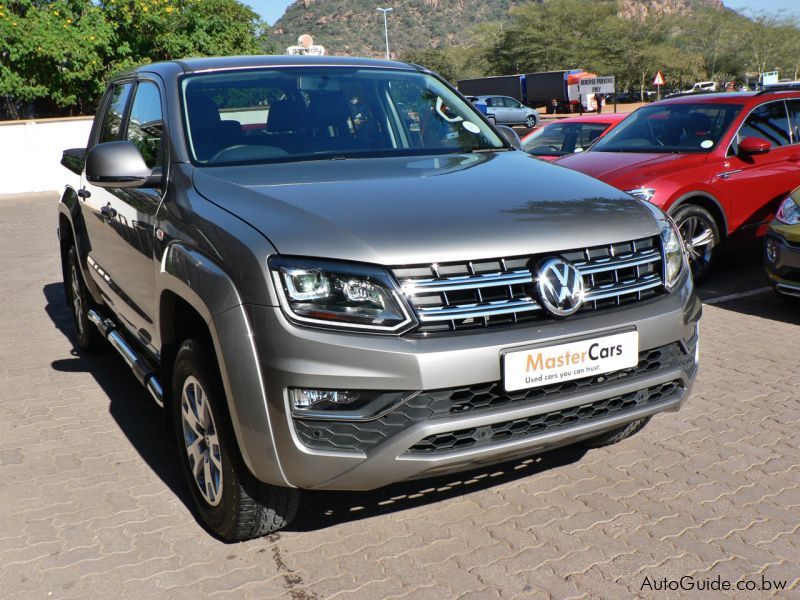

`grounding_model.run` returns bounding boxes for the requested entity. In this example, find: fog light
[765,238,778,265]
[290,388,361,410]
[288,388,410,421]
